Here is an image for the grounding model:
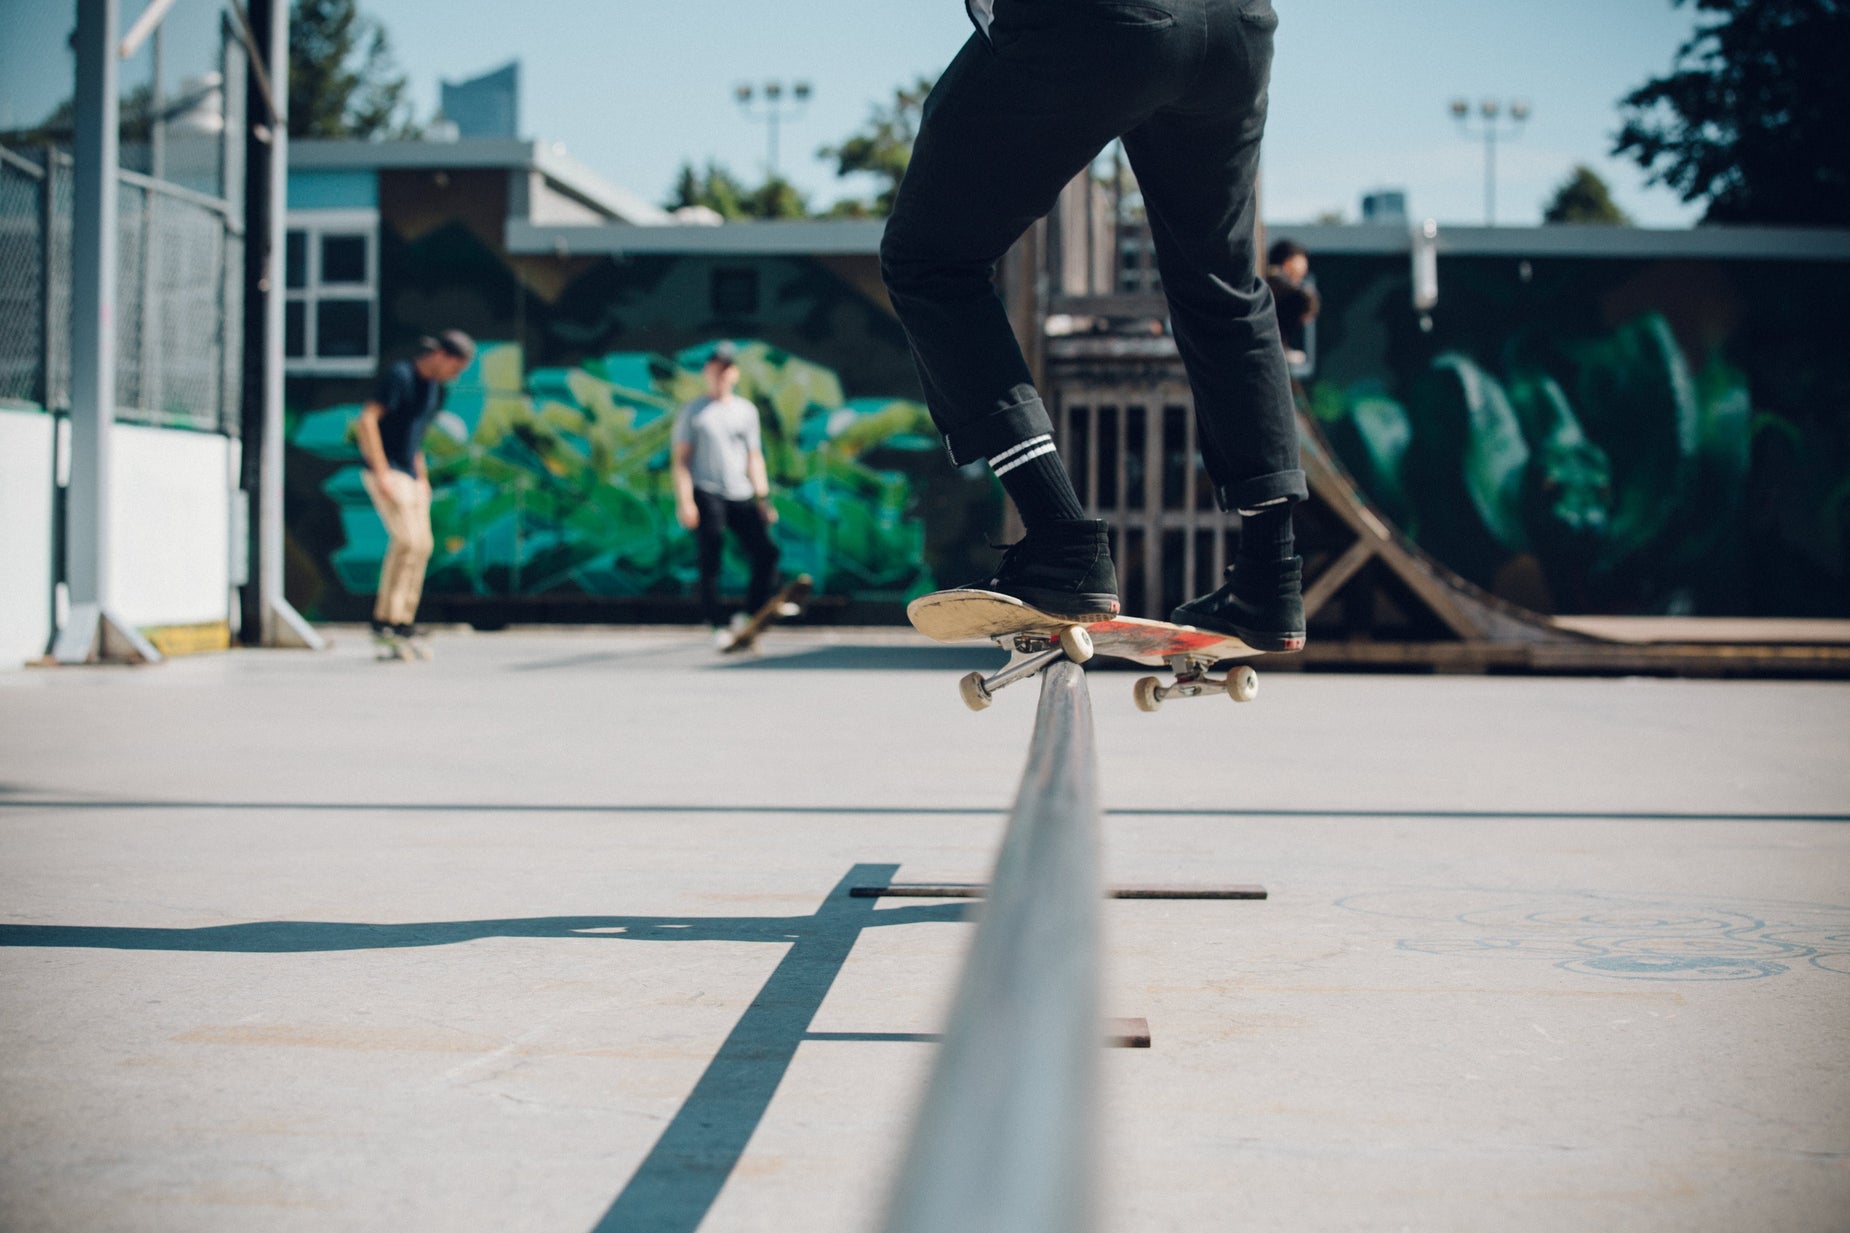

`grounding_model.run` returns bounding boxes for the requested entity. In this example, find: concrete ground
[1,627,1847,1233]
